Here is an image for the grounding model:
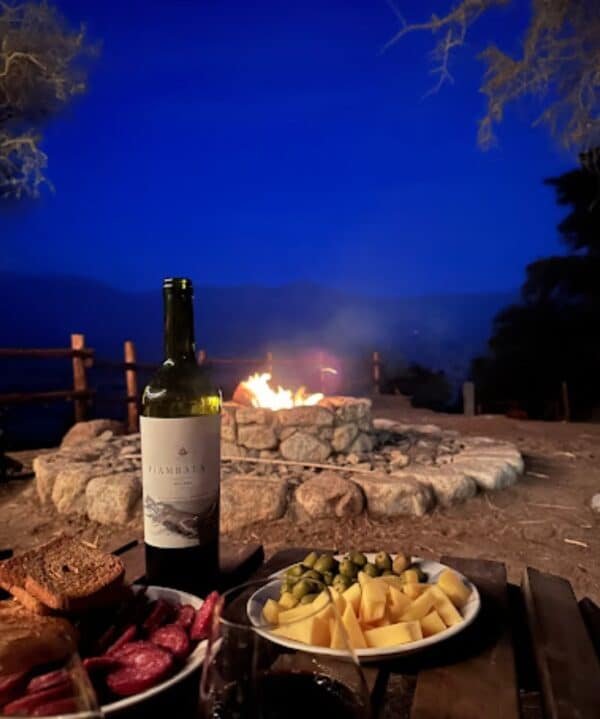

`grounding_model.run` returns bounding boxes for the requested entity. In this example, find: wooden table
[28,541,599,719]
